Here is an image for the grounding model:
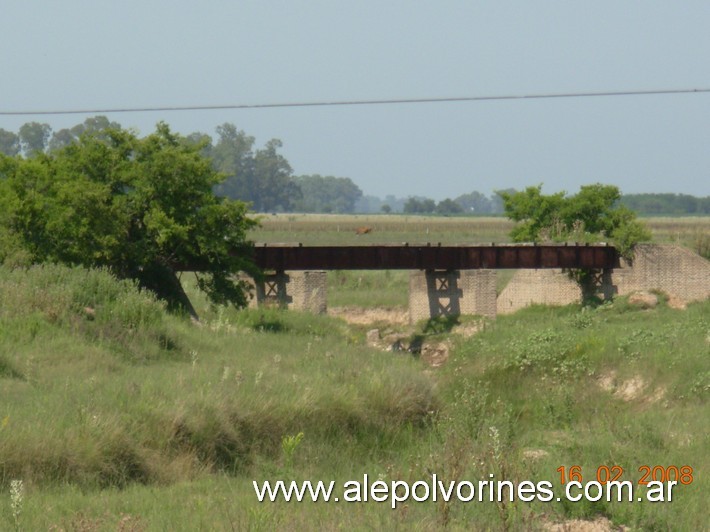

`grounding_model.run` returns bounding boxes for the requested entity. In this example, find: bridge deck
[250,244,618,271]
